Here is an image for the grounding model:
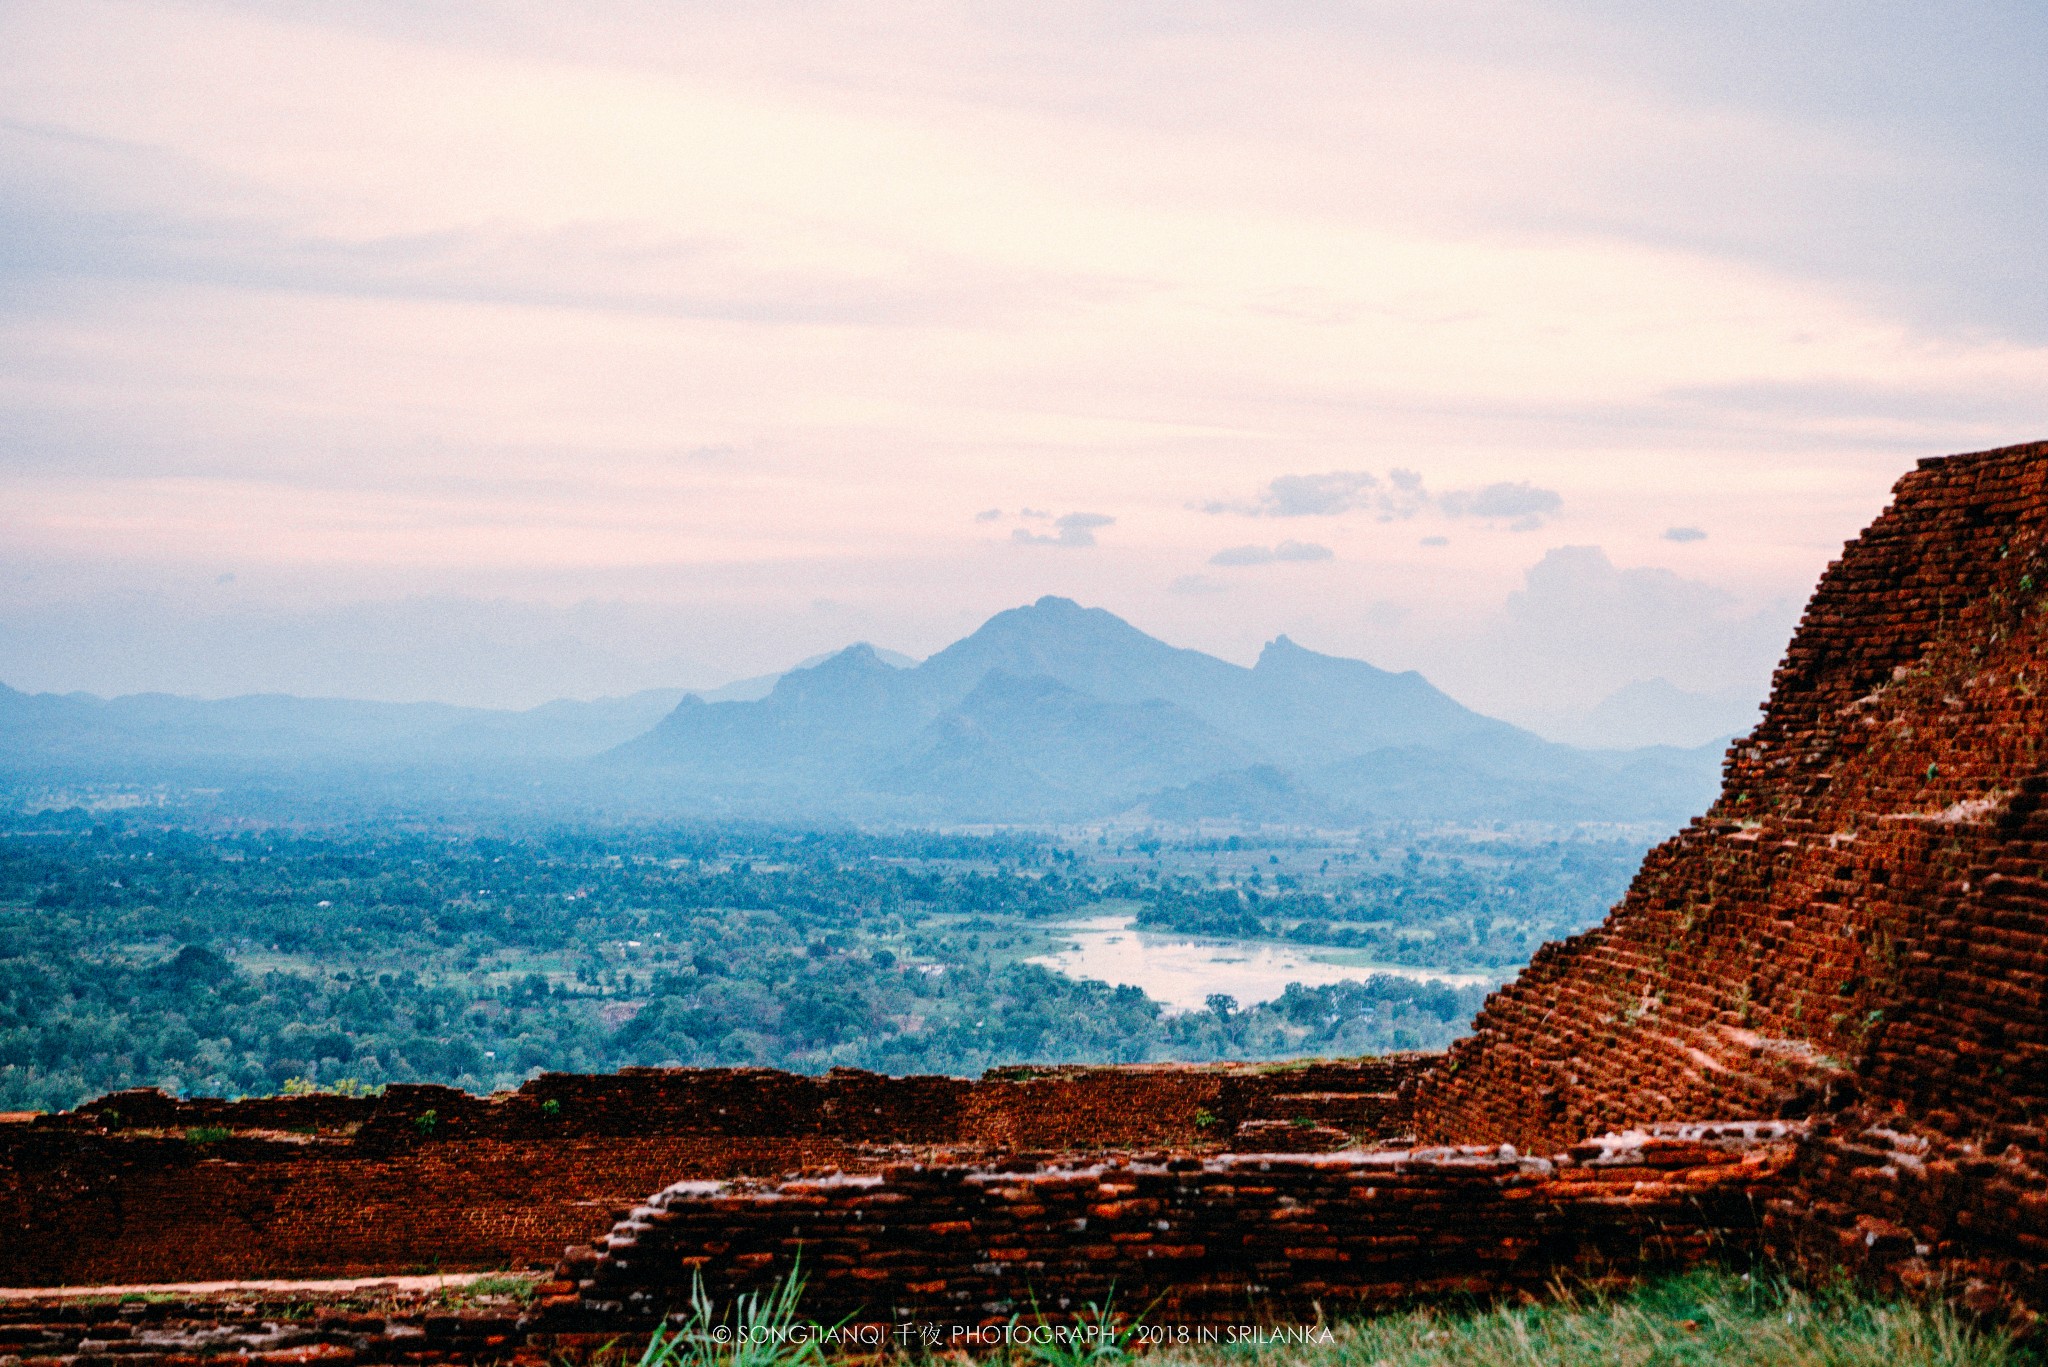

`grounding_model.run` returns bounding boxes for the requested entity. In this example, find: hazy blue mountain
[612,644,929,788]
[0,598,1727,825]
[420,689,689,758]
[0,681,685,769]
[615,596,1726,823]
[1223,635,1522,765]
[877,672,1257,818]
[0,683,471,765]
[914,598,1244,712]
[0,642,923,775]
[907,601,1503,763]
[689,645,918,703]
[1140,764,1343,826]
